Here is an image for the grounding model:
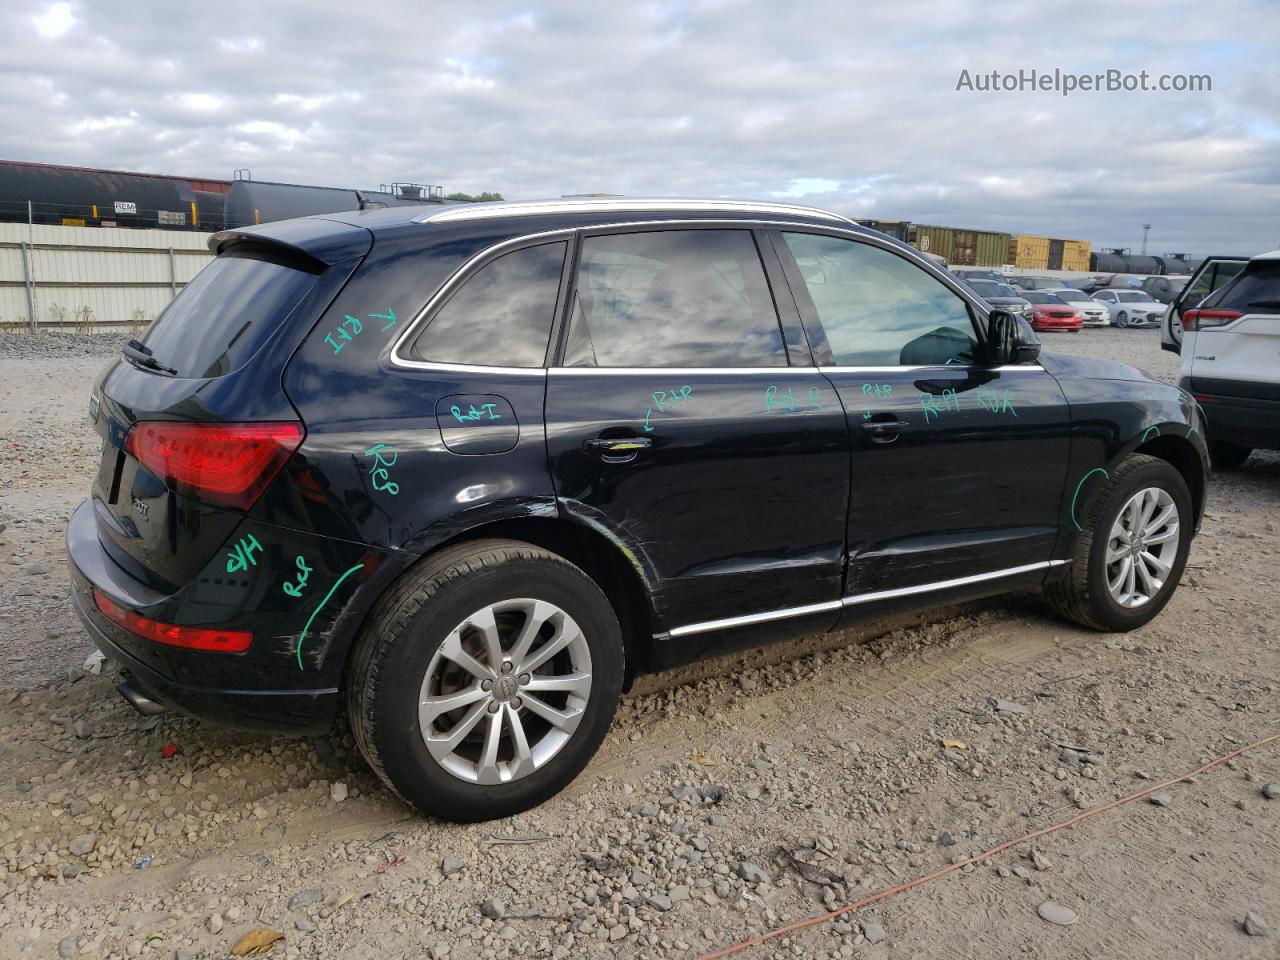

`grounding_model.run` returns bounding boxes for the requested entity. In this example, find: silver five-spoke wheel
[1105,486,1179,608]
[418,598,593,785]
